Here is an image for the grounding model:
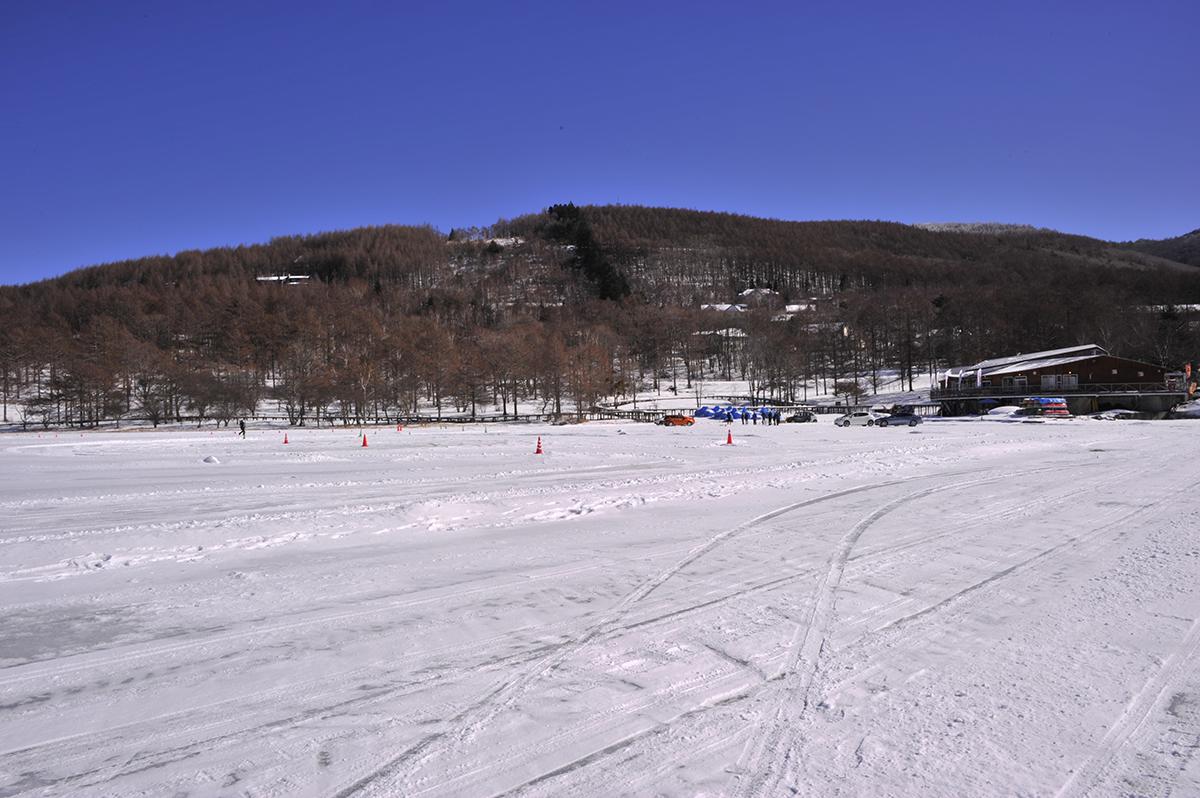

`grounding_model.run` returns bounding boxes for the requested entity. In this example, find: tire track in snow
[6,437,963,544]
[309,466,1138,798]
[5,460,1098,796]
[830,472,1200,675]
[338,466,1046,798]
[0,452,1084,795]
[437,463,1140,798]
[91,475,1080,792]
[760,470,1200,797]
[0,562,608,690]
[491,461,1142,798]
[473,466,1068,798]
[733,474,1014,798]
[738,467,1185,797]
[326,478,928,798]
[1054,618,1200,797]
